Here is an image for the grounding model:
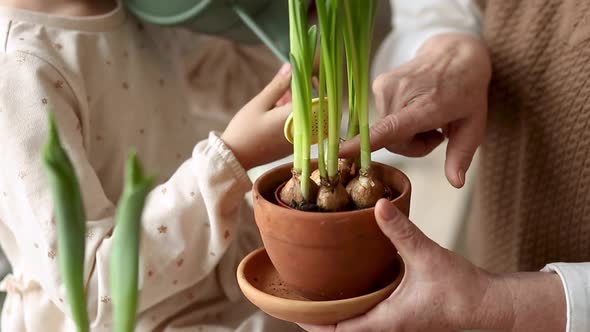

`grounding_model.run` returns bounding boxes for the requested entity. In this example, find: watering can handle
[232,3,290,63]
